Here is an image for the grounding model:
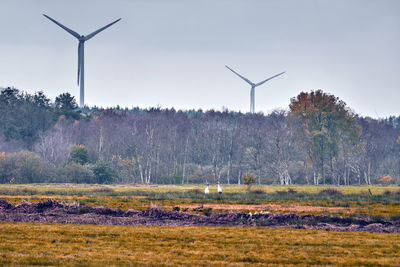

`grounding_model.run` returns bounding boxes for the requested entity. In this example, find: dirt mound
[0,200,399,233]
[0,199,12,209]
[9,199,74,213]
